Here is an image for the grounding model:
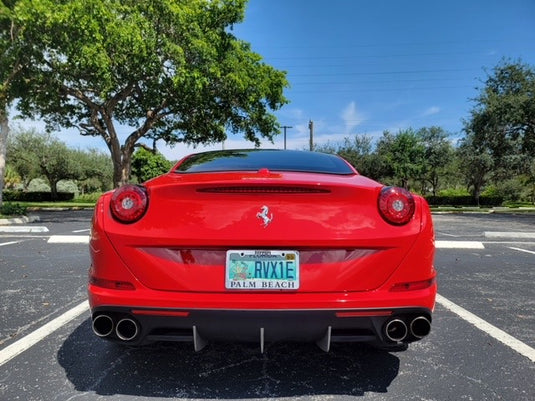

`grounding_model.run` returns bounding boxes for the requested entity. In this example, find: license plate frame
[225,250,300,290]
